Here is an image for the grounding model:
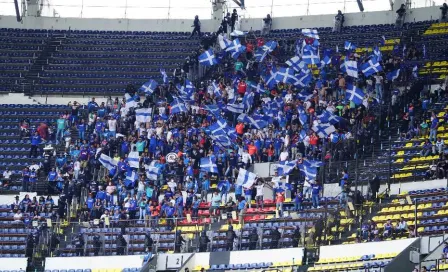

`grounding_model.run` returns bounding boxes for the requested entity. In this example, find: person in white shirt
[167,179,177,193]
[13,211,23,222]
[2,168,12,183]
[255,181,264,210]
[108,118,117,137]
[279,149,289,161]
[303,178,313,199]
[241,150,252,168]
[73,160,81,180]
